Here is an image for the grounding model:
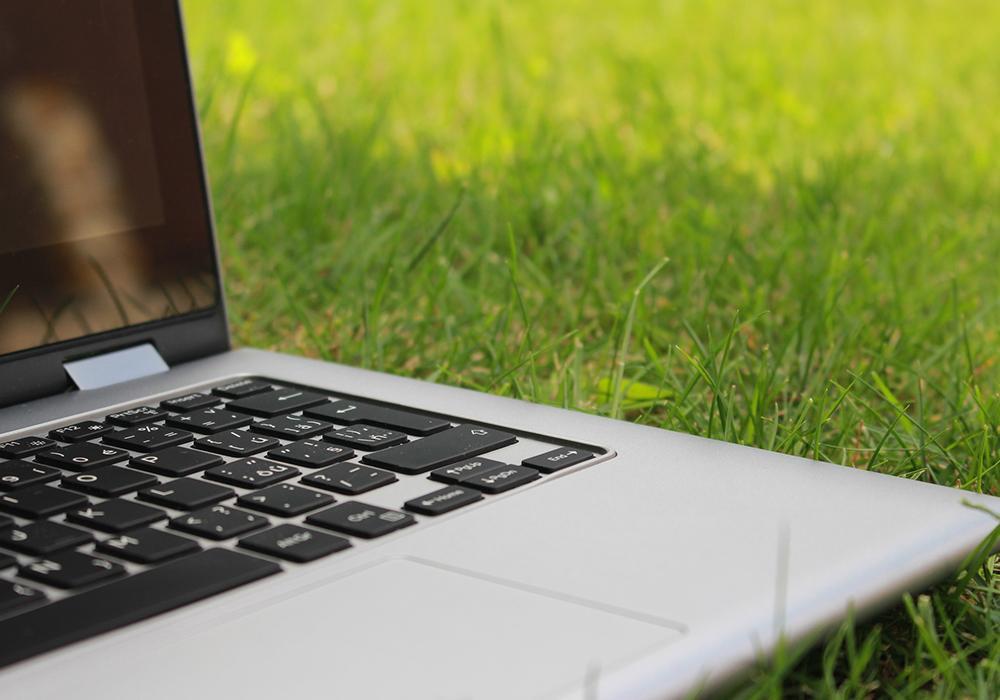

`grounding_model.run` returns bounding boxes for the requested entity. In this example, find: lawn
[181,0,1000,695]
